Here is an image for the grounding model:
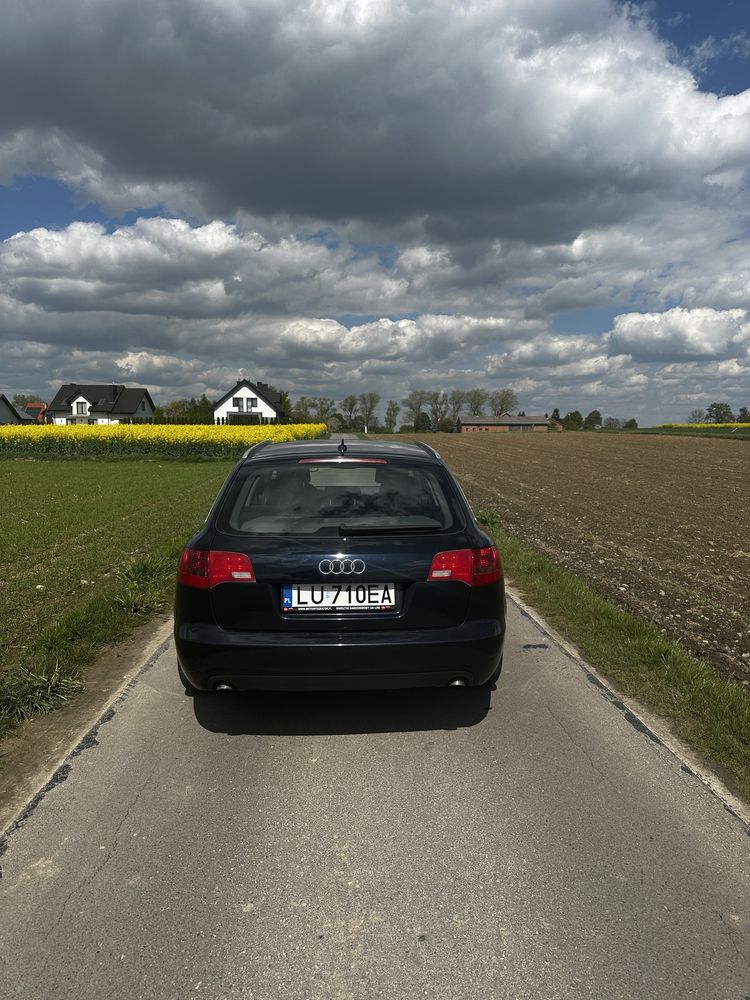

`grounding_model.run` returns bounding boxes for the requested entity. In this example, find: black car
[174,438,505,692]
